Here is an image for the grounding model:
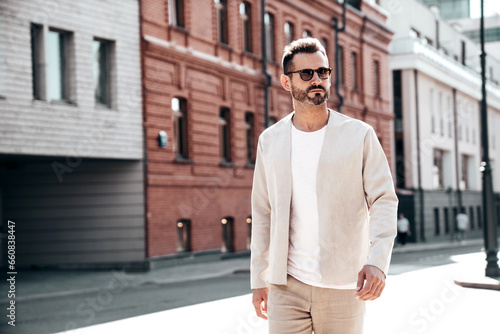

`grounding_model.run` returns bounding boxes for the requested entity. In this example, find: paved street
[1,241,499,334]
